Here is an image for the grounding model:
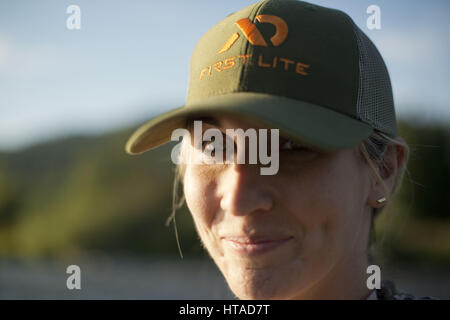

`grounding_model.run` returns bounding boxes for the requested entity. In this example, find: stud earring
[376,197,387,204]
